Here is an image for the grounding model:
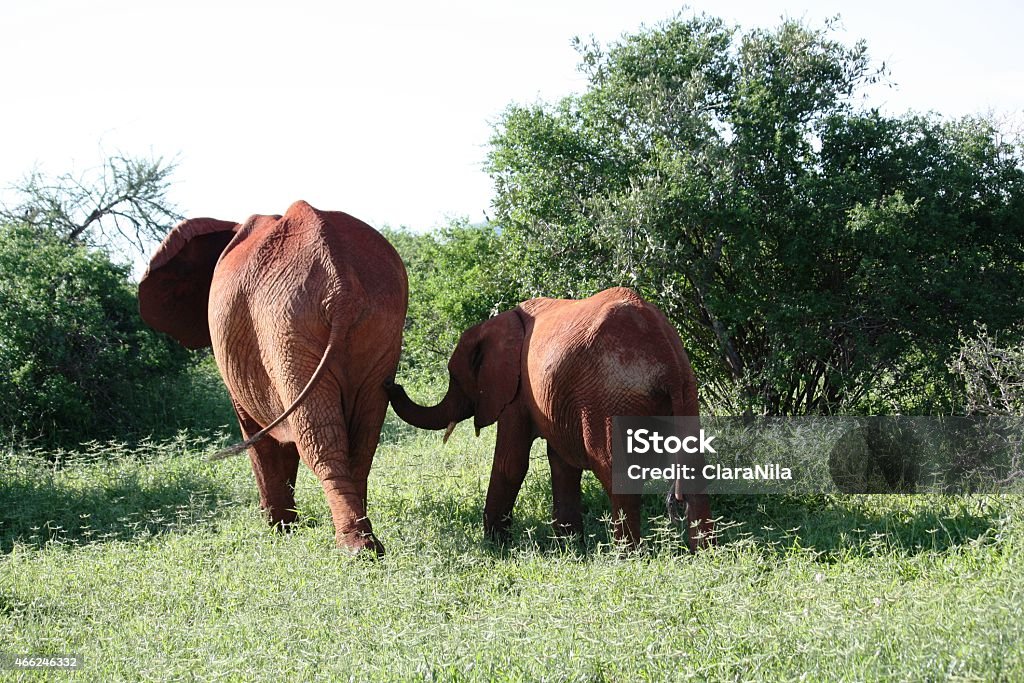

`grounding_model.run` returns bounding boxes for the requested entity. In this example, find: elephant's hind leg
[593,466,643,550]
[287,386,384,557]
[583,412,642,549]
[235,406,300,529]
[344,381,392,508]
